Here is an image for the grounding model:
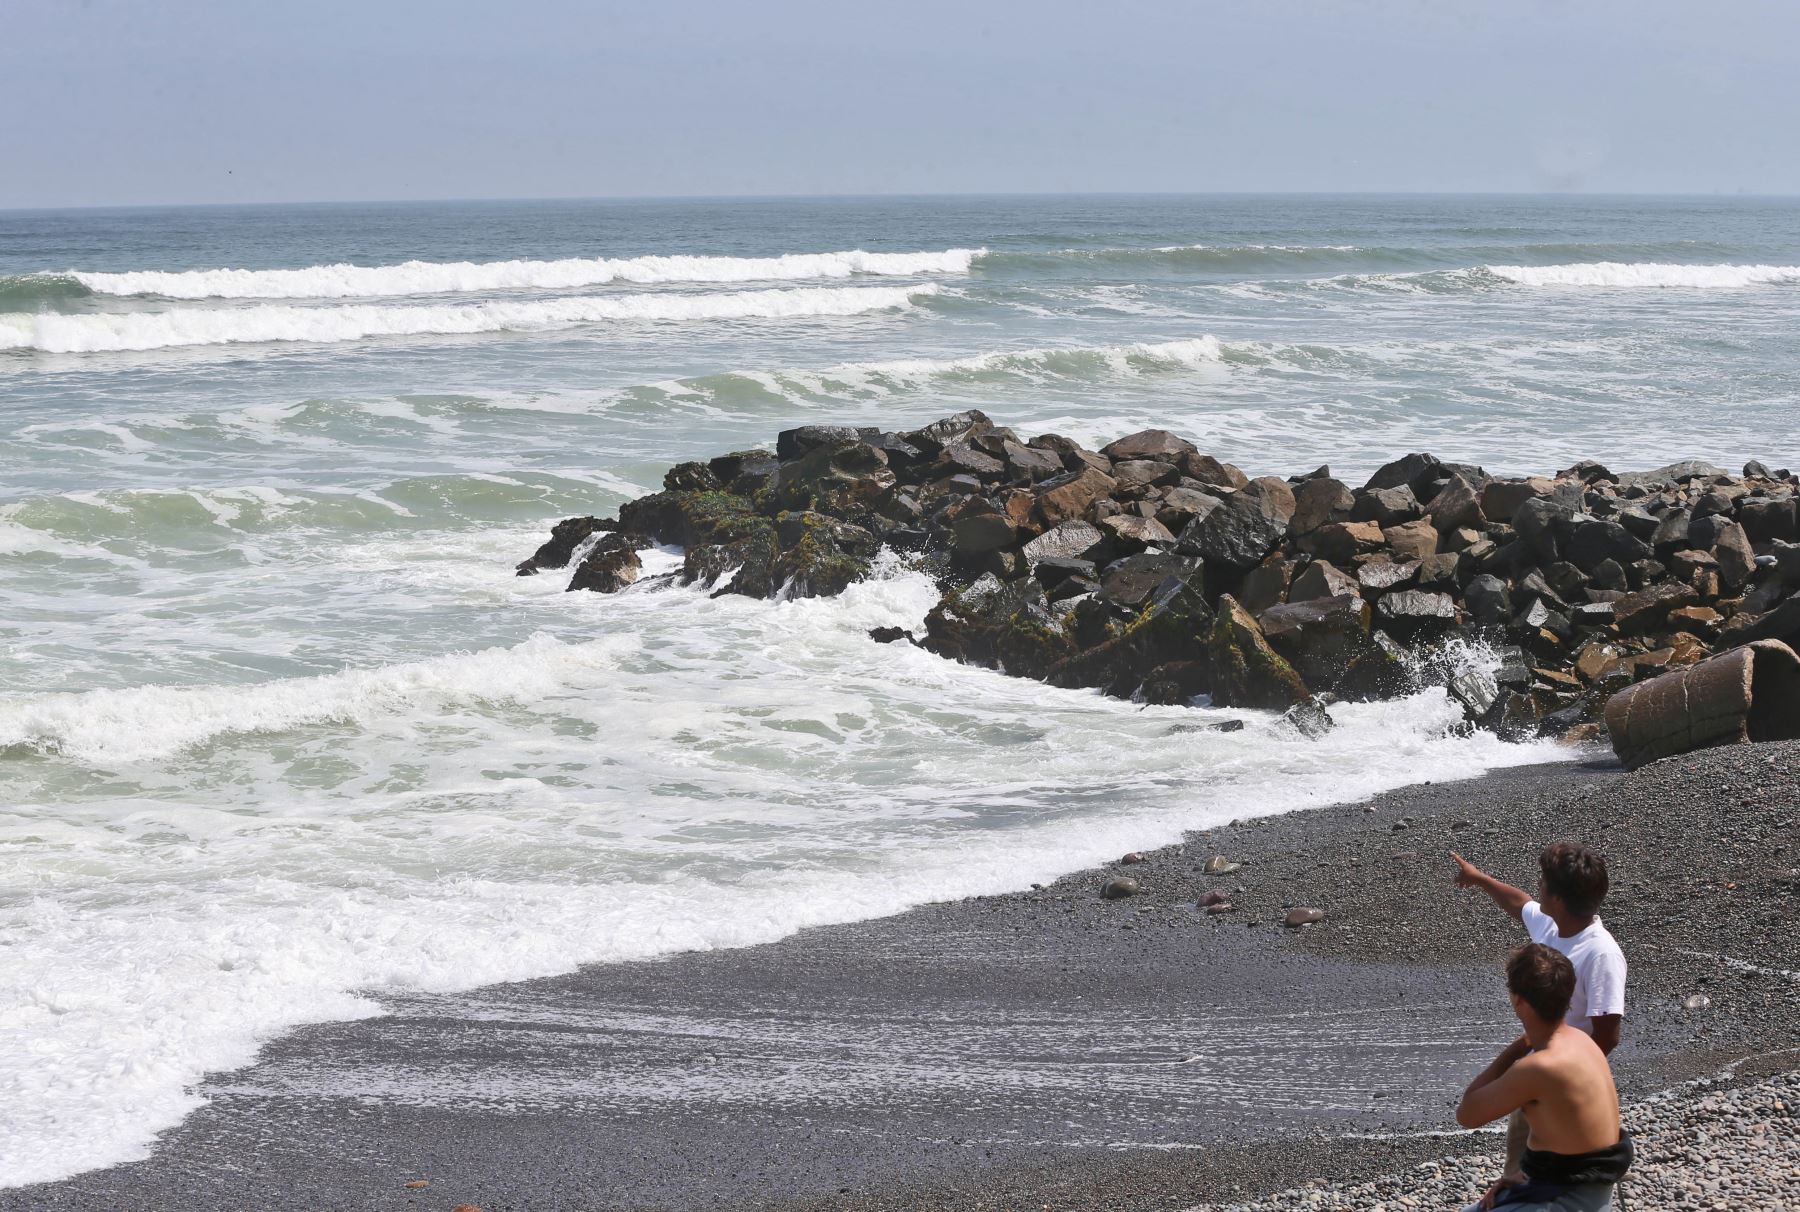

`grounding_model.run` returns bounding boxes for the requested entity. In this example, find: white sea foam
[1483,261,1800,289]
[0,284,936,353]
[64,248,983,300]
[0,560,1570,1189]
[0,631,635,763]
